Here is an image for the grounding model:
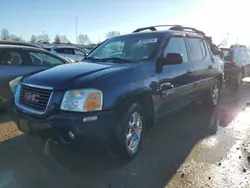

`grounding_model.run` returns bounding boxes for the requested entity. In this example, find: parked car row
[42,45,87,62]
[8,25,224,161]
[219,45,250,90]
